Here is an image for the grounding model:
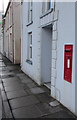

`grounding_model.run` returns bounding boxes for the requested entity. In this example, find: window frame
[27,32,32,62]
[28,0,33,23]
[42,0,53,14]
